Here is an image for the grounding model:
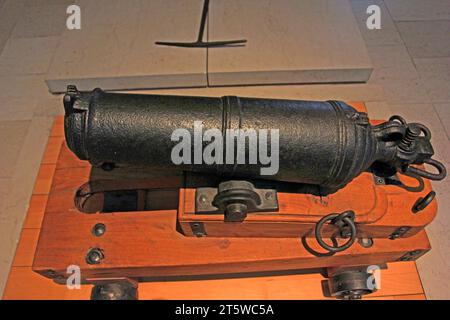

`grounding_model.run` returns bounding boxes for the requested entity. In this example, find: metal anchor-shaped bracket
[195,180,278,222]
